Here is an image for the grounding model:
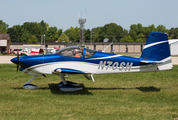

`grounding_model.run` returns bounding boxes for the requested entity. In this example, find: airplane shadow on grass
[44,84,161,94]
[87,86,160,92]
[47,83,92,95]
[13,84,160,95]
[12,83,92,95]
